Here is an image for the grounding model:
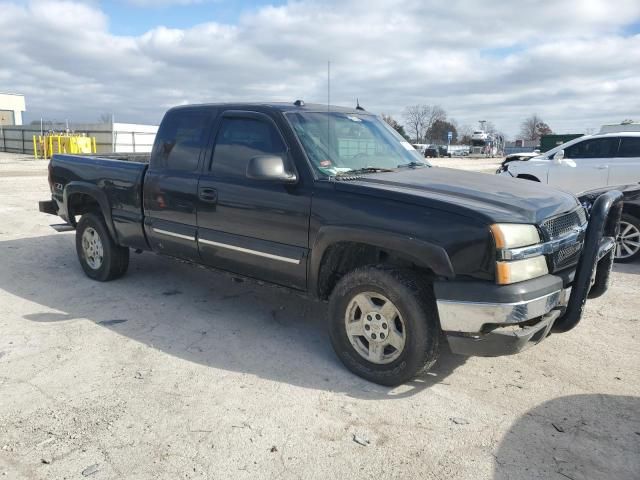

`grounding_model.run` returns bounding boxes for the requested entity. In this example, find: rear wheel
[615,214,640,263]
[328,266,439,386]
[76,213,129,281]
